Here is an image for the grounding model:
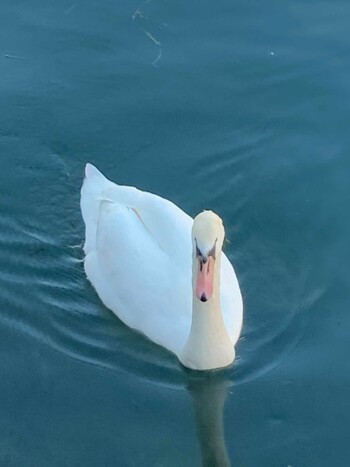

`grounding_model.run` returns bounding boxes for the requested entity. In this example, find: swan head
[192,211,225,303]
